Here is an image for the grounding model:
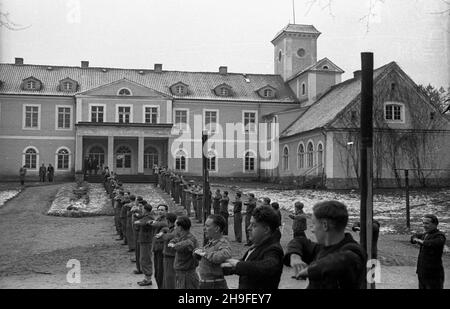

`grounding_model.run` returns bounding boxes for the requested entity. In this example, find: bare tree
[0,10,30,30]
